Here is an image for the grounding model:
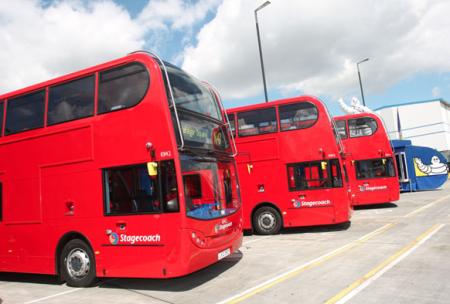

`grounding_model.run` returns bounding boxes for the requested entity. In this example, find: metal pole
[255,1,270,102]
[357,58,369,107]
